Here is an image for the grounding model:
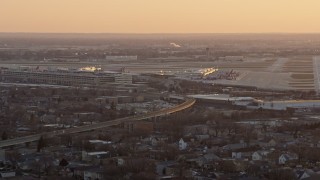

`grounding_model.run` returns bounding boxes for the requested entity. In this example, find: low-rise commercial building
[0,67,132,86]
